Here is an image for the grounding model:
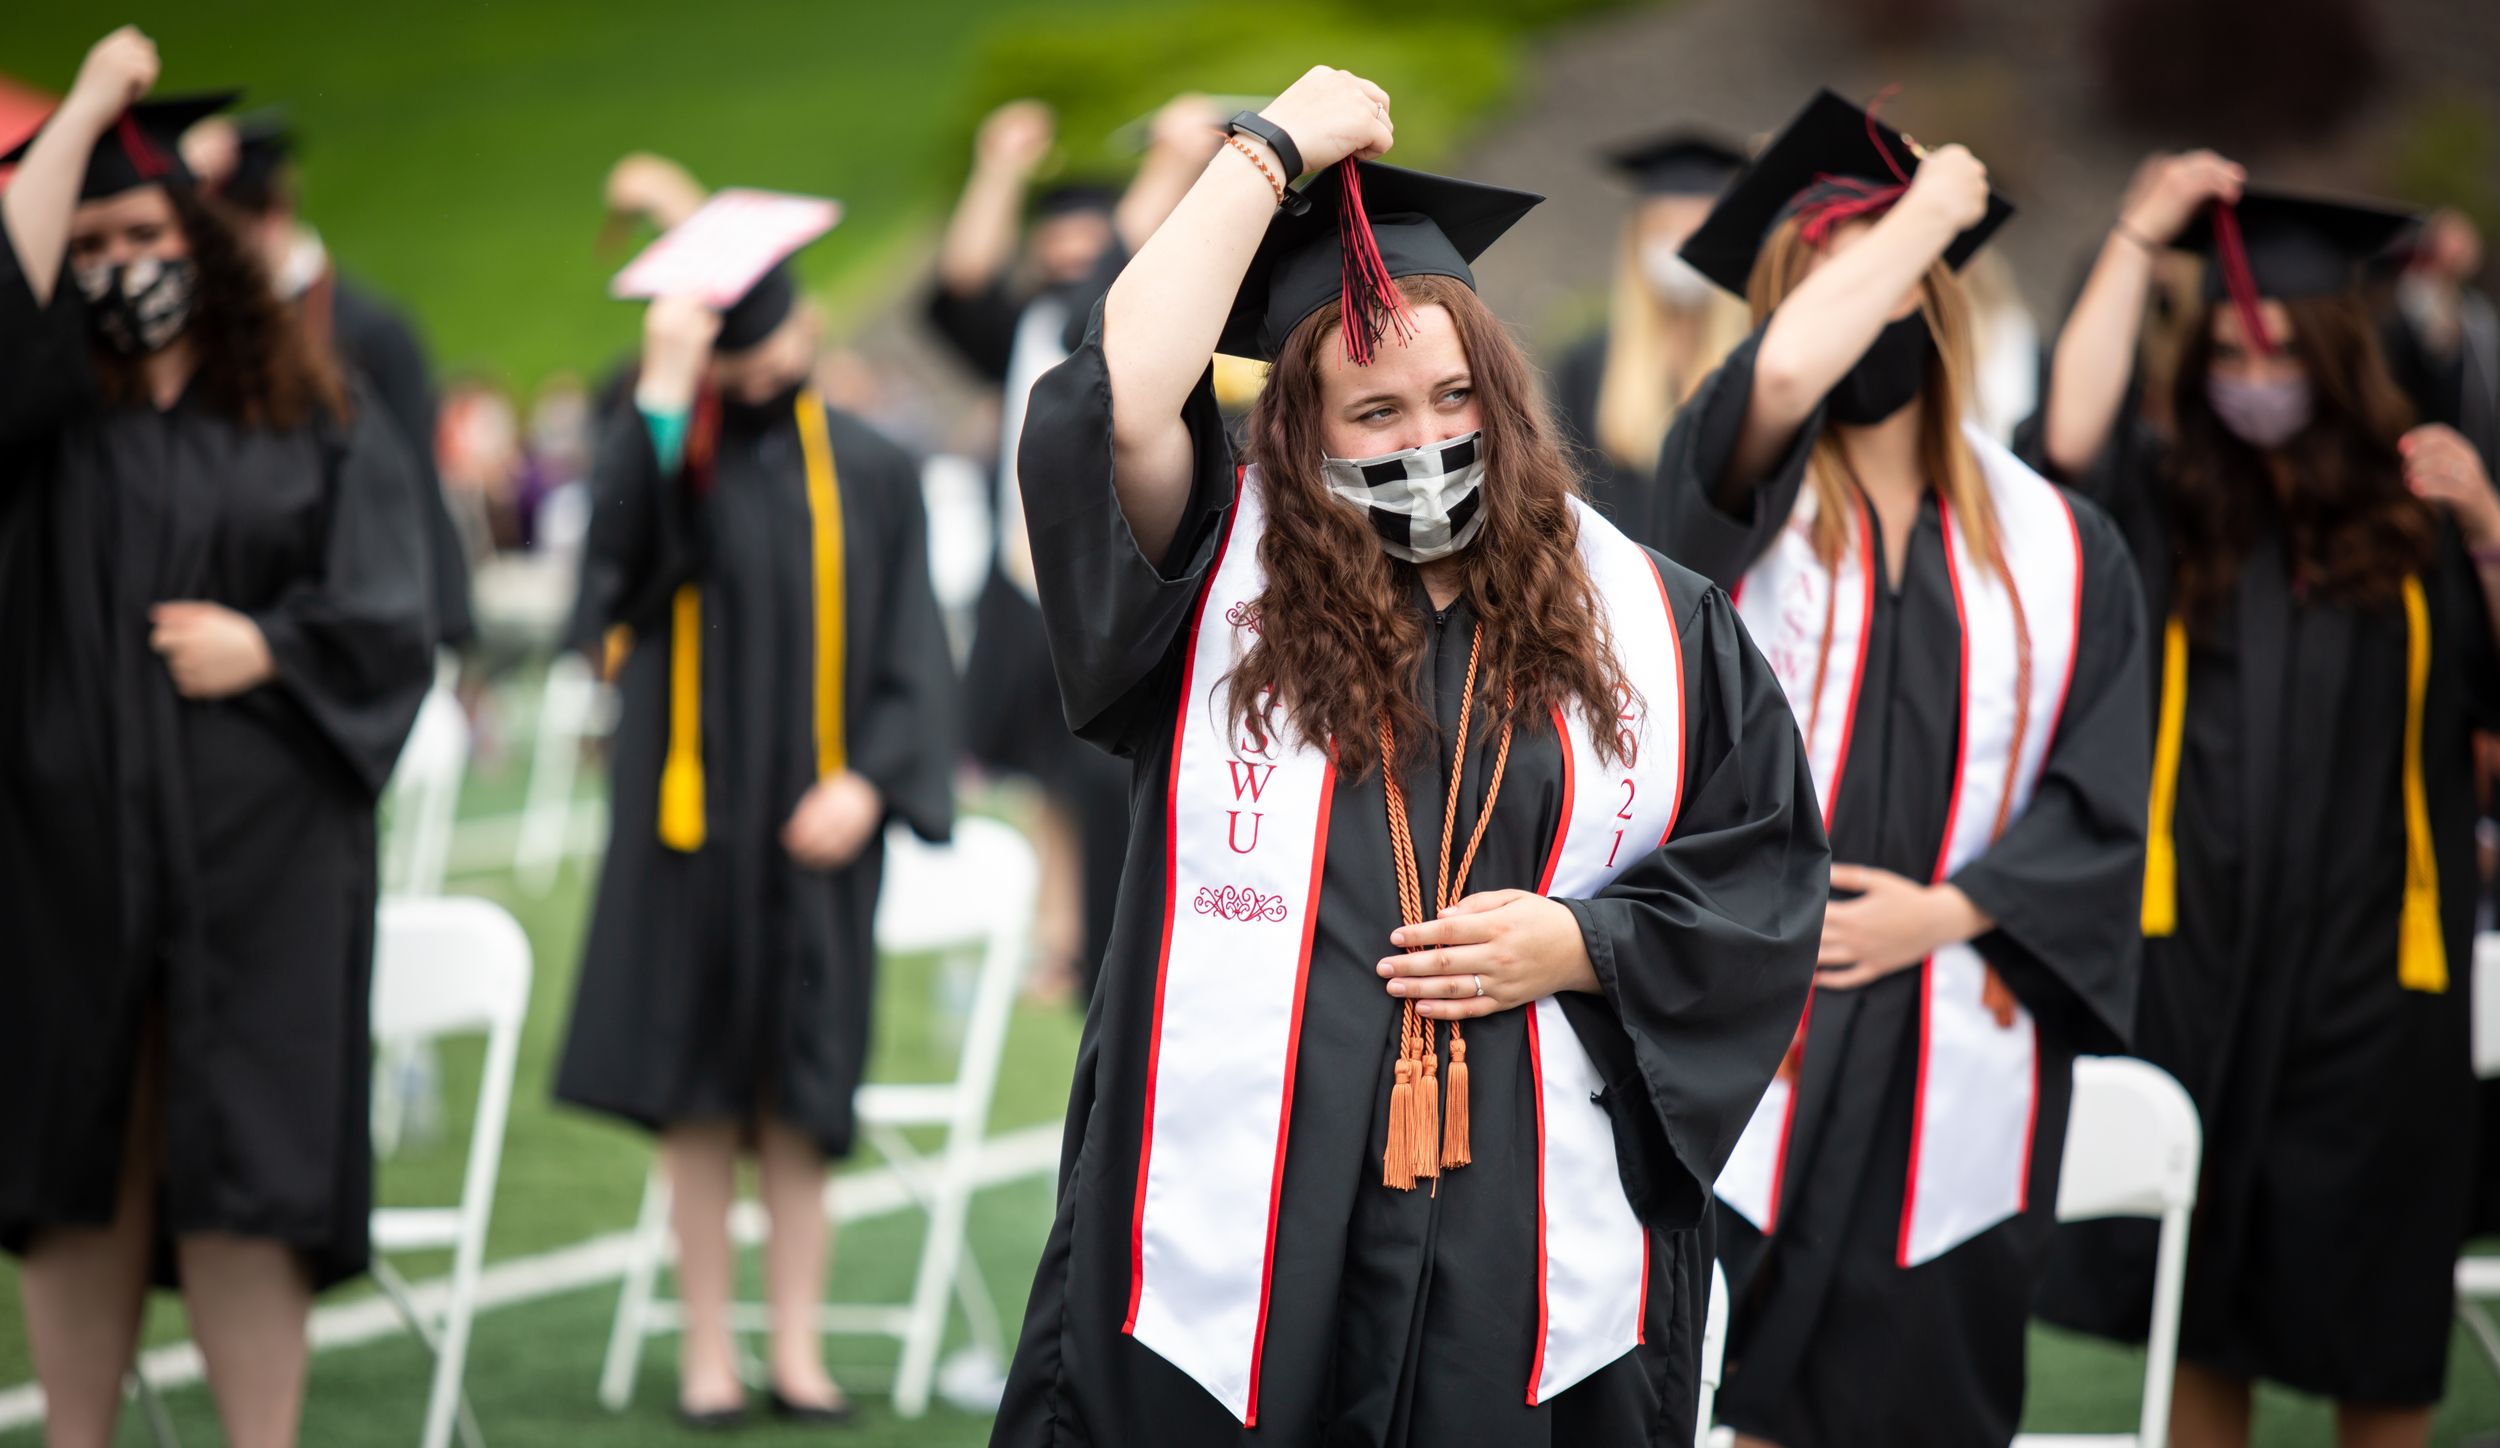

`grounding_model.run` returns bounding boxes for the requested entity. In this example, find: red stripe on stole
[1125,471,1248,1334]
[1895,504,1978,1269]
[1523,1000,1553,1405]
[1638,549,1689,845]
[1242,763,1334,1425]
[1535,705,1576,894]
